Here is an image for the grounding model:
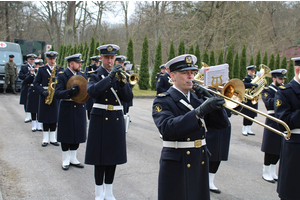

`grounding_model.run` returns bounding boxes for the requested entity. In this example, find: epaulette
[156,92,169,97]
[88,70,96,73]
[59,71,64,74]
[22,64,27,66]
[279,85,286,90]
[264,86,269,89]
[160,74,165,76]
